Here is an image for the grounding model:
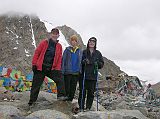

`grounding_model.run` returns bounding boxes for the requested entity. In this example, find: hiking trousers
[64,74,79,101]
[28,69,66,105]
[78,79,96,110]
